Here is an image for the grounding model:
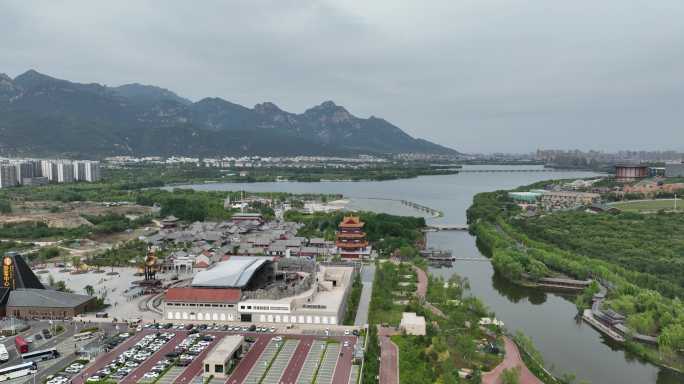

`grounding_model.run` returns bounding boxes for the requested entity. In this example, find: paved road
[331,336,355,384]
[412,265,428,298]
[354,264,375,326]
[278,335,312,384]
[482,337,542,384]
